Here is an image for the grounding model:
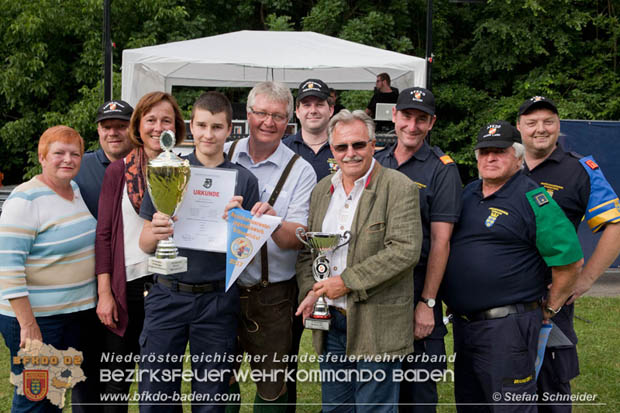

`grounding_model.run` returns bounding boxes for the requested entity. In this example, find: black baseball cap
[475,121,522,150]
[395,87,435,116]
[518,96,558,116]
[297,79,330,101]
[95,100,134,123]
